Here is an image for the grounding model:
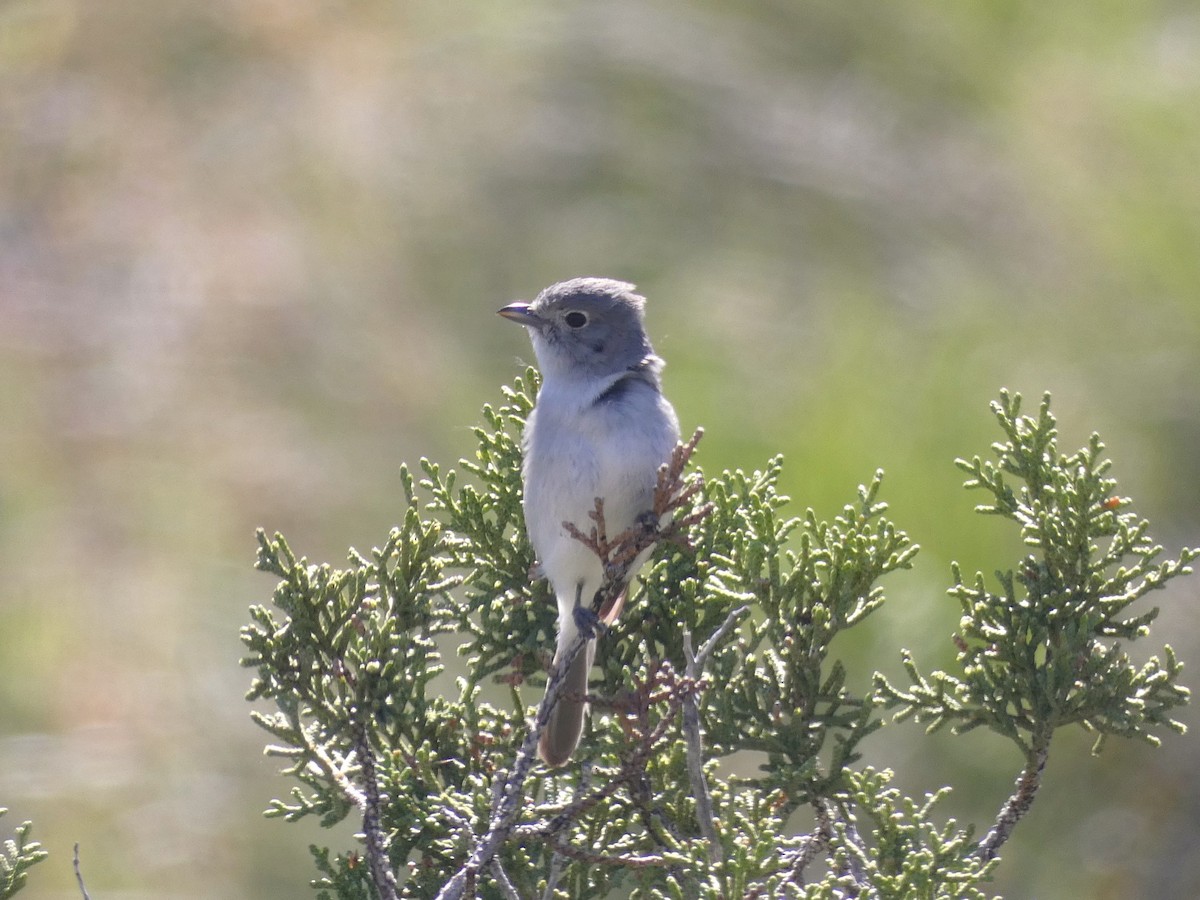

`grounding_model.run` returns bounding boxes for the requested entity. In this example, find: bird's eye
[564,311,588,328]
